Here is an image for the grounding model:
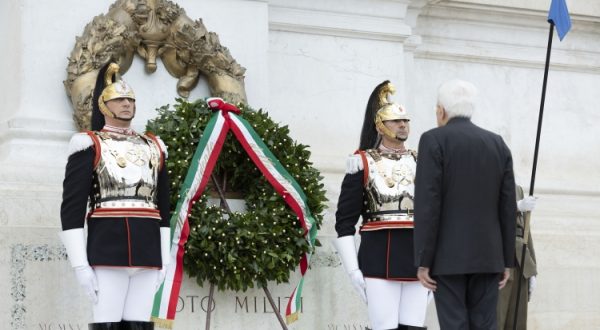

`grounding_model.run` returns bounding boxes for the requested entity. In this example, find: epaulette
[67,133,94,156]
[345,154,363,174]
